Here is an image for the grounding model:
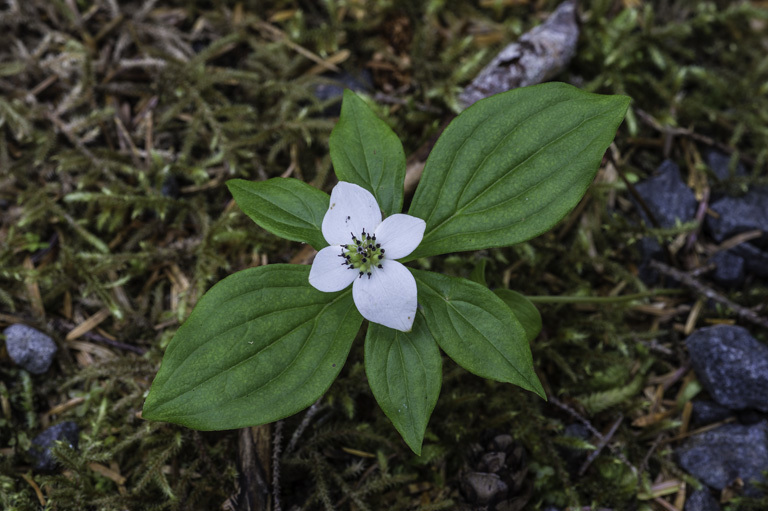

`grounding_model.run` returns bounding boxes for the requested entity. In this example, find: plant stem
[526,289,683,304]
